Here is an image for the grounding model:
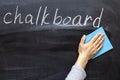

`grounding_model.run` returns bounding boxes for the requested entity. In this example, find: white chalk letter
[36,6,42,25]
[41,6,50,26]
[14,6,24,24]
[93,8,104,28]
[62,16,71,25]
[53,8,62,25]
[4,12,12,24]
[72,15,83,26]
[83,15,93,25]
[25,14,34,24]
